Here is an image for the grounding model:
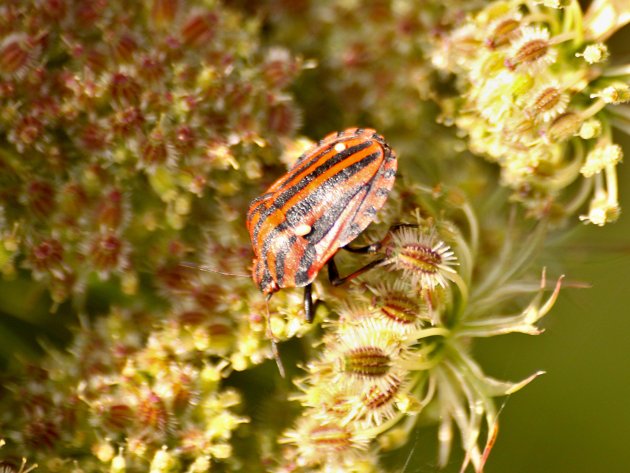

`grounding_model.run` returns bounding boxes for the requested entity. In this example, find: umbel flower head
[0,0,303,305]
[383,225,458,291]
[431,0,630,225]
[278,186,563,472]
